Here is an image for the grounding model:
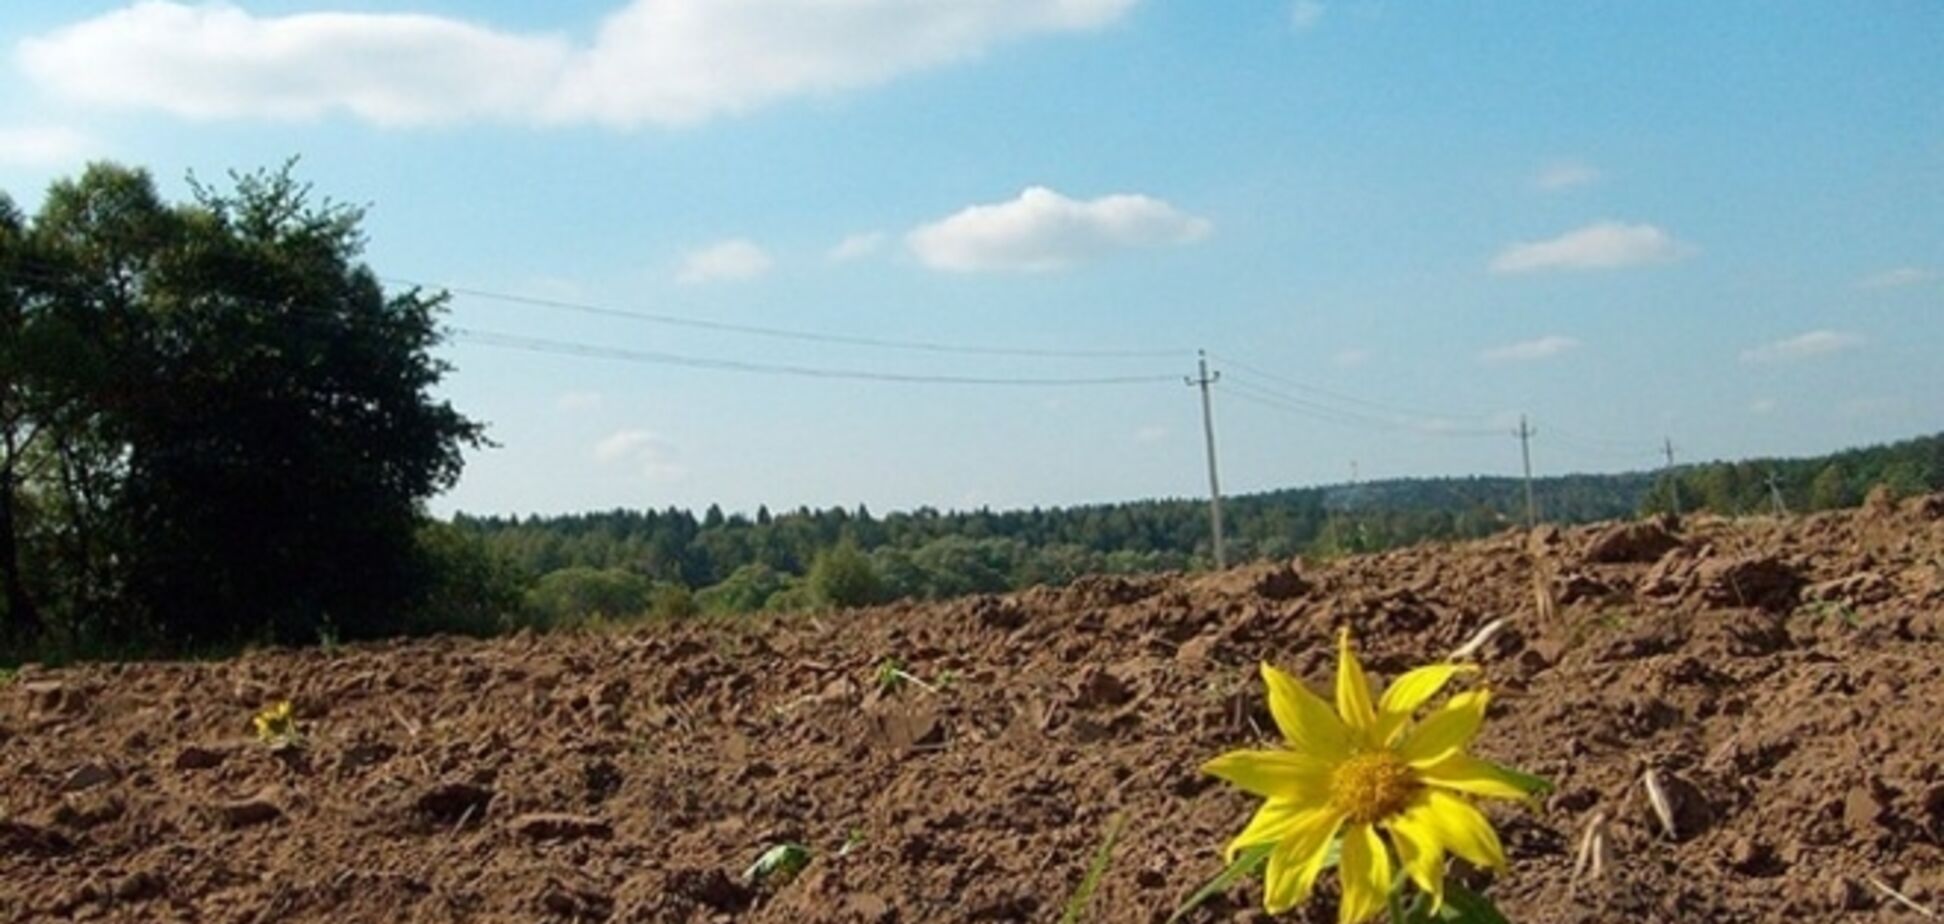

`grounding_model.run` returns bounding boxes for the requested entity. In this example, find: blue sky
[0,1,1937,517]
